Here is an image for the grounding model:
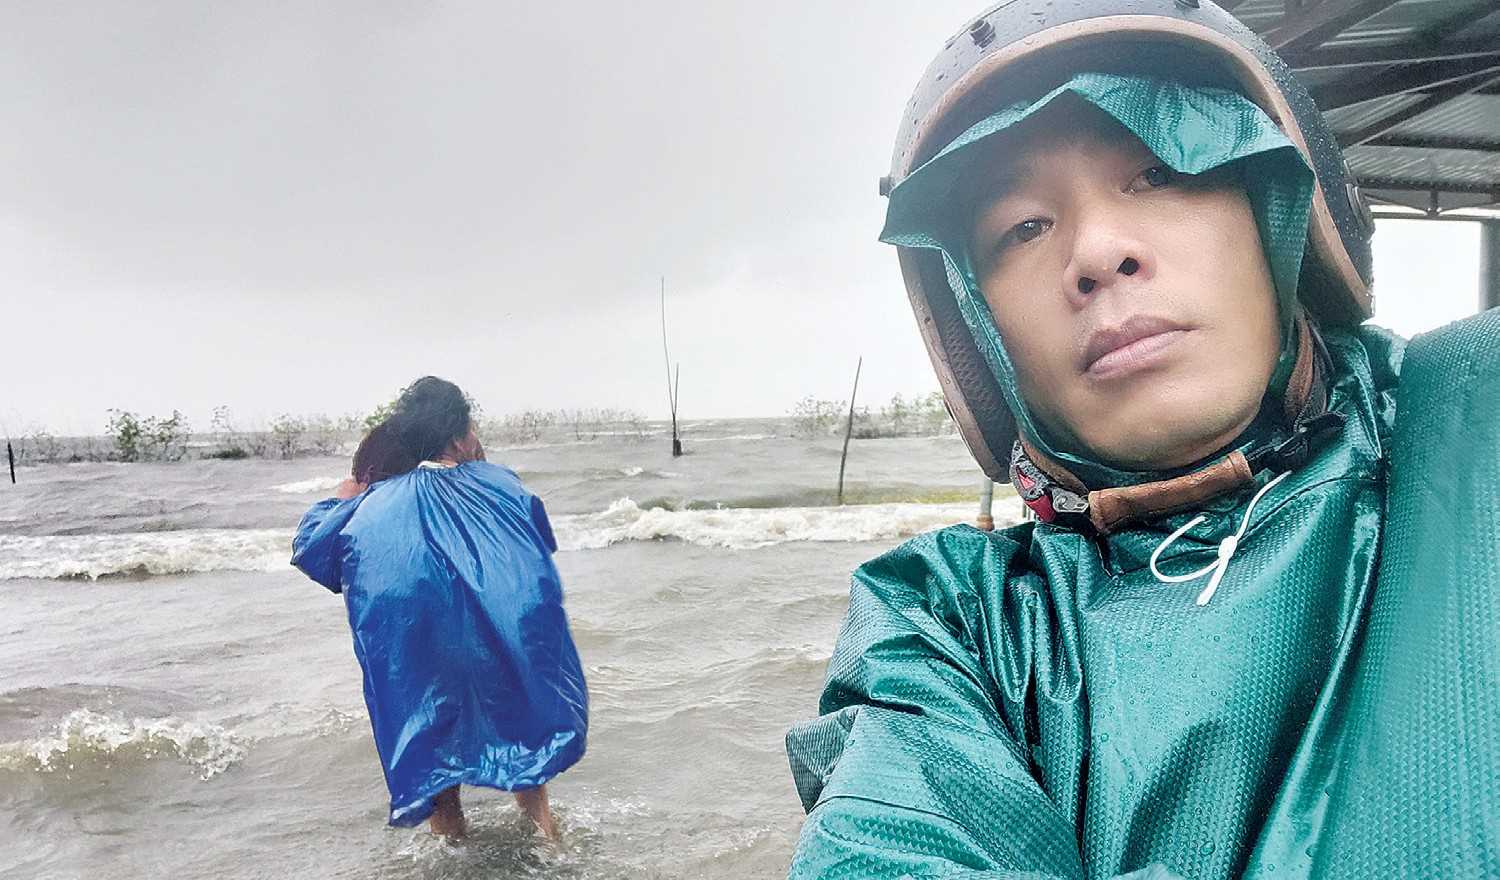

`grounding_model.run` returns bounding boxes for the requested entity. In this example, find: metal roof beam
[1370,209,1500,222]
[1362,134,1500,153]
[1287,38,1500,72]
[1312,56,1500,109]
[1263,0,1403,55]
[1338,70,1500,146]
[1419,4,1493,43]
[1356,176,1500,197]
